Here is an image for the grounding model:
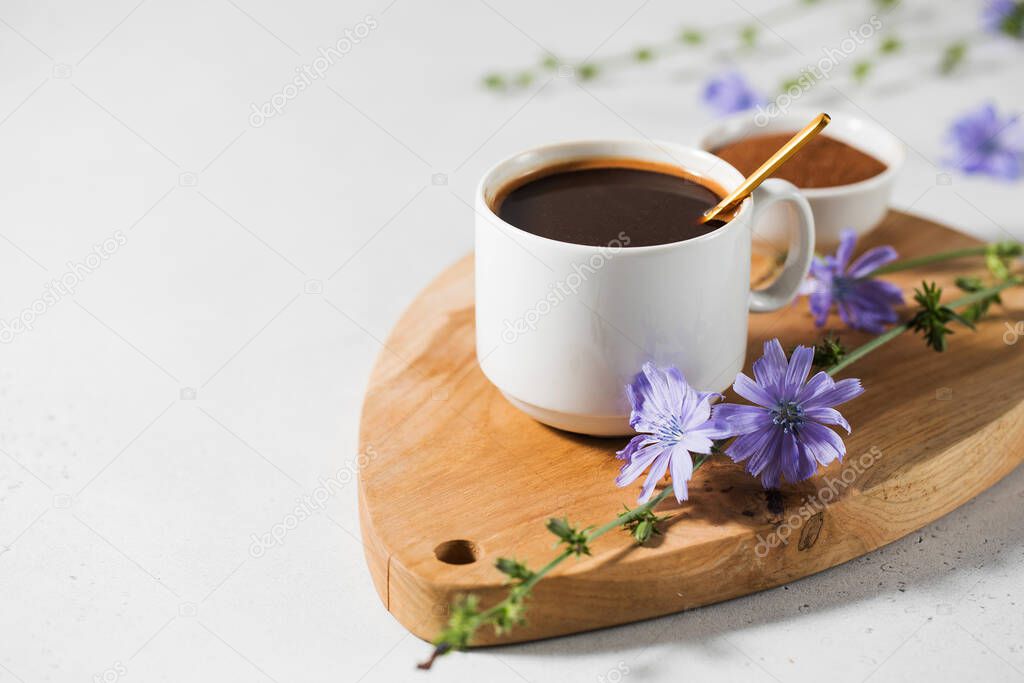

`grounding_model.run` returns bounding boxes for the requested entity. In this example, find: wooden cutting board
[357,211,1024,645]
